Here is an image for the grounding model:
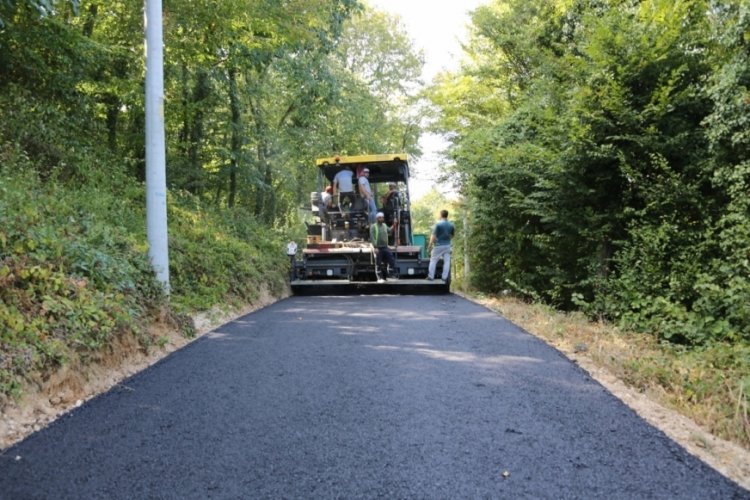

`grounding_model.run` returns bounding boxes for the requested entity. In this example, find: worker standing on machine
[333,165,355,212]
[381,183,399,222]
[358,167,377,222]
